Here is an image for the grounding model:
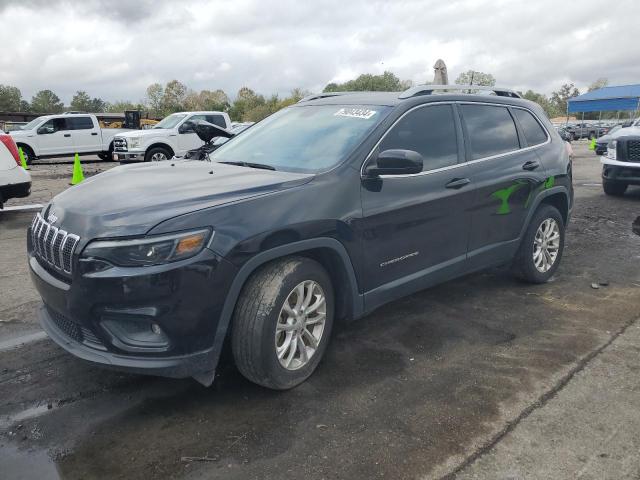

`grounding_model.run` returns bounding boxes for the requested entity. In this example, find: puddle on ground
[0,442,60,480]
